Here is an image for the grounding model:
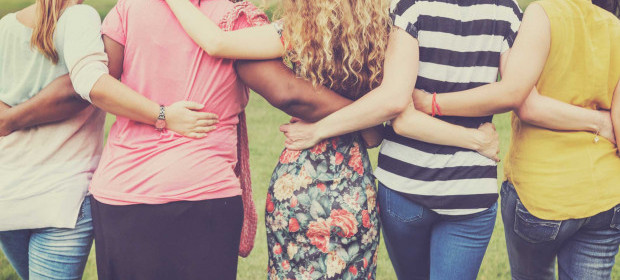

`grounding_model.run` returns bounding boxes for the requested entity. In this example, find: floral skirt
[265,135,380,280]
